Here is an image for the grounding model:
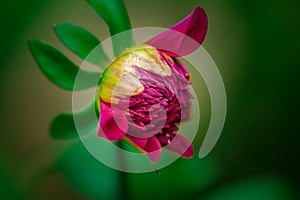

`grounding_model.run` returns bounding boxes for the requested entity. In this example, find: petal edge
[97,101,127,141]
[147,7,208,57]
[165,133,194,158]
